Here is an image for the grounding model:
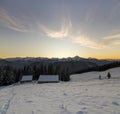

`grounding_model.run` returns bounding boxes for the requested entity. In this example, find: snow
[38,75,59,83]
[21,75,33,82]
[0,67,120,114]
